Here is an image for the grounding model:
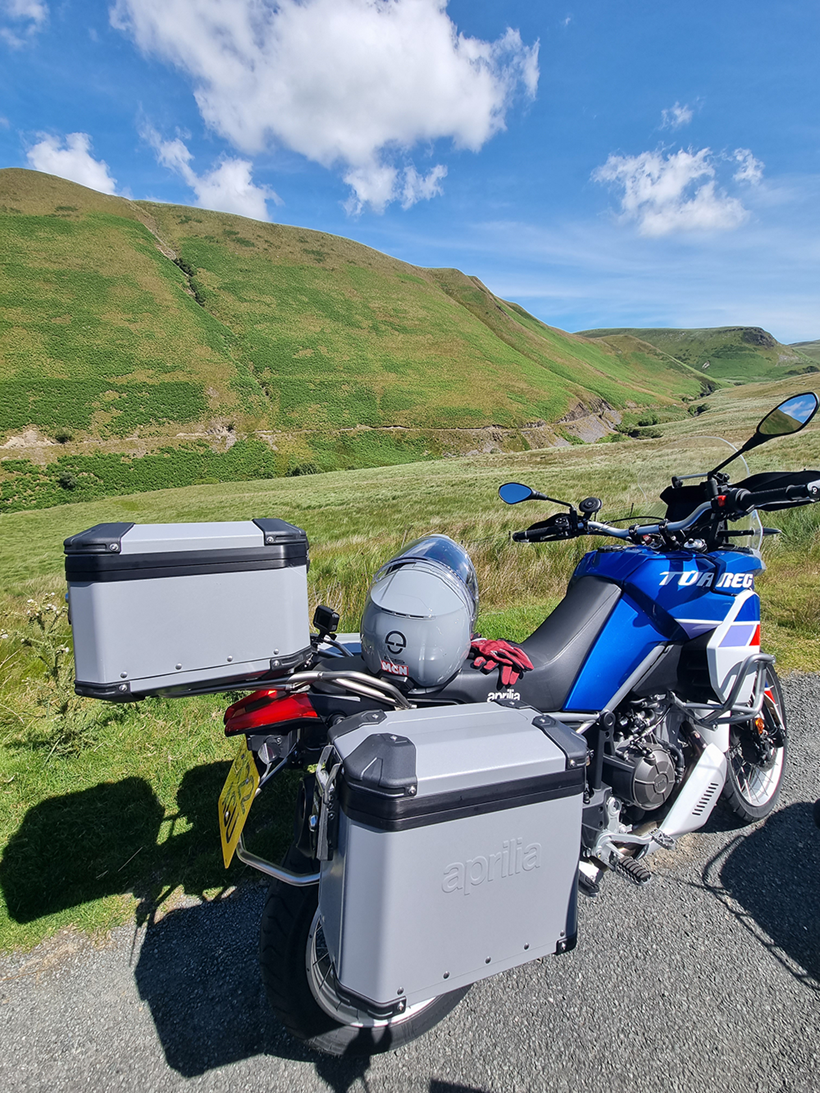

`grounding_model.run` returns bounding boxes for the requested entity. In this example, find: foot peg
[615,856,651,886]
